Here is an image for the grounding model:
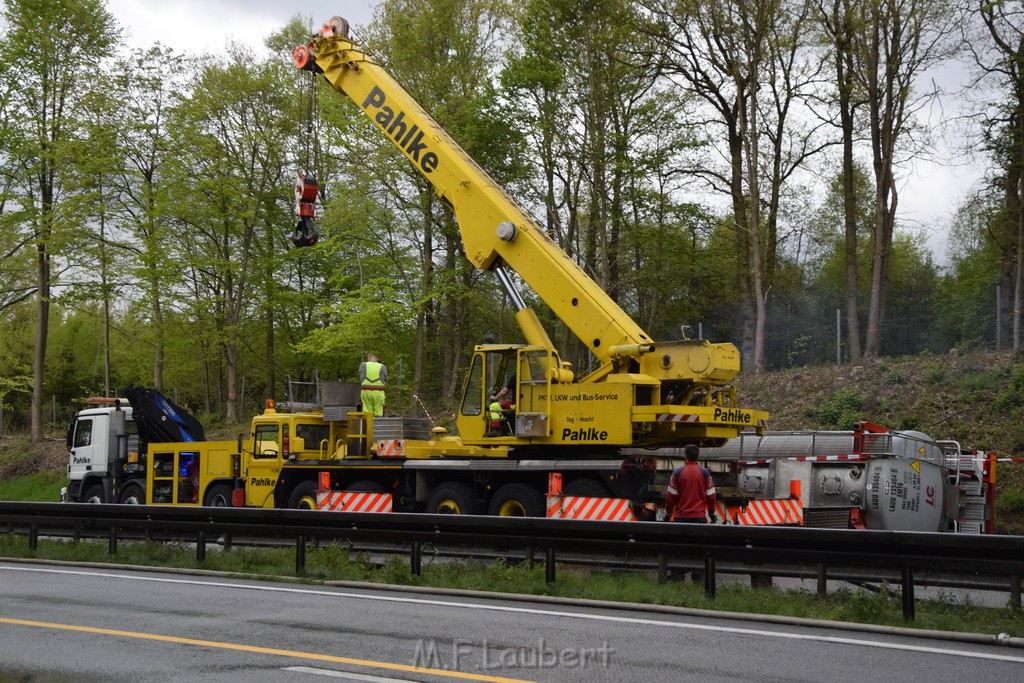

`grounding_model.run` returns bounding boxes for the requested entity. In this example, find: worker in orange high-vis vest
[359,353,387,416]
